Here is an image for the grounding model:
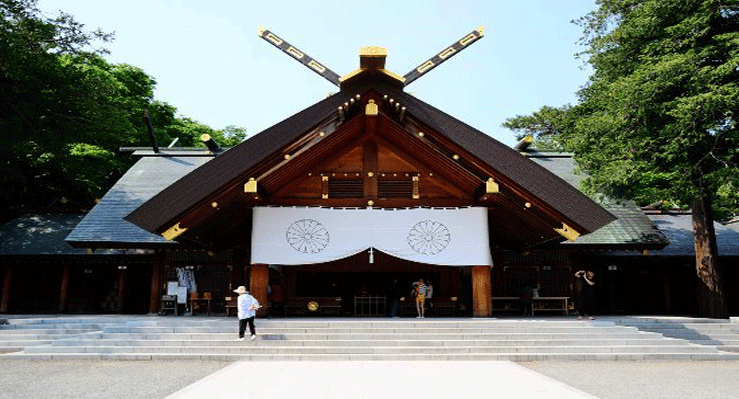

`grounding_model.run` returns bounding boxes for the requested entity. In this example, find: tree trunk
[692,195,728,319]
